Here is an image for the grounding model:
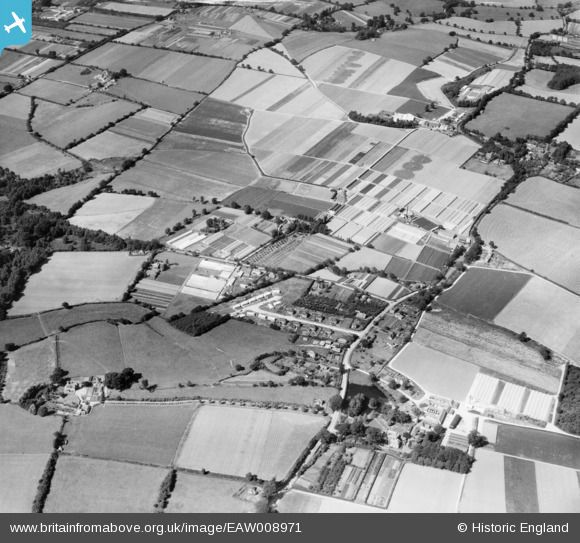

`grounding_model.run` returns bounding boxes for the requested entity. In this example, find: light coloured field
[211,68,346,120]
[4,337,56,402]
[415,309,562,394]
[70,131,152,160]
[282,30,354,63]
[75,42,235,93]
[460,449,580,513]
[364,277,401,299]
[337,248,392,270]
[9,252,146,316]
[44,456,168,513]
[0,141,81,179]
[18,79,90,104]
[390,342,479,402]
[388,464,463,513]
[509,177,580,228]
[175,405,325,479]
[97,1,174,16]
[303,45,416,95]
[166,472,257,513]
[421,22,528,47]
[520,69,580,102]
[27,175,108,215]
[32,99,140,148]
[0,454,51,513]
[243,49,304,78]
[70,193,156,234]
[0,404,61,454]
[0,50,62,78]
[319,84,410,115]
[494,276,580,362]
[479,204,580,295]
[556,115,580,150]
[520,19,561,37]
[65,403,196,466]
[278,490,385,513]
